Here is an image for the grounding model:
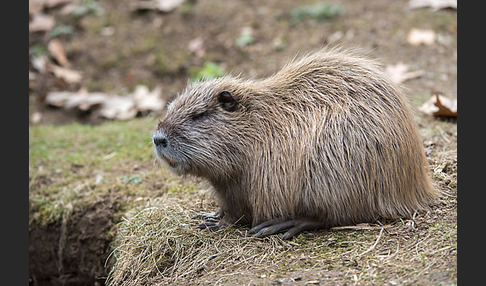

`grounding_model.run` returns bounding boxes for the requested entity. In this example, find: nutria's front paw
[197,219,231,231]
[197,220,220,231]
[195,209,228,231]
[193,208,225,221]
[248,218,326,240]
